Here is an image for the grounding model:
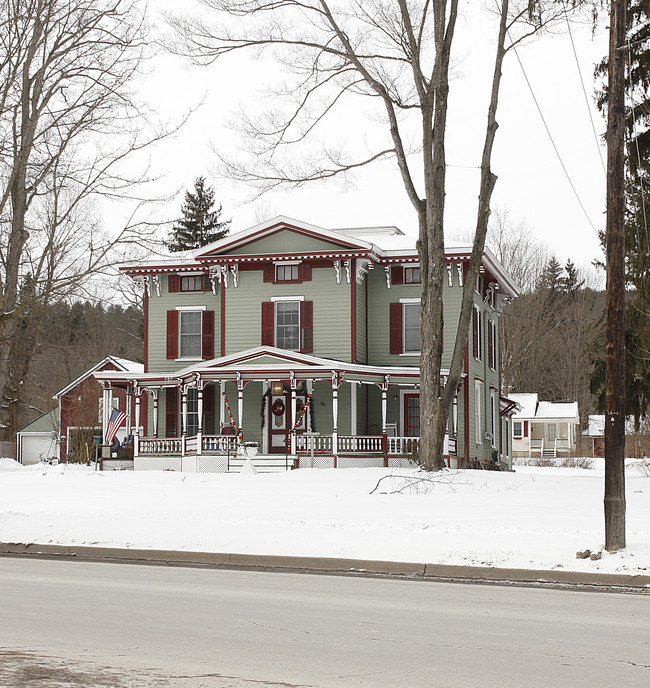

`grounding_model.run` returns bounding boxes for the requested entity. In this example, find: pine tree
[591,0,650,427]
[539,256,563,294]
[561,259,584,296]
[167,177,230,252]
